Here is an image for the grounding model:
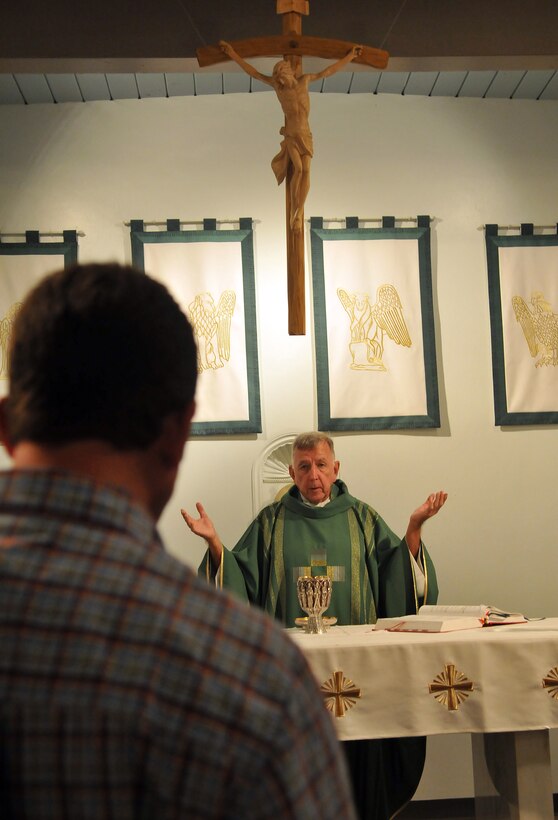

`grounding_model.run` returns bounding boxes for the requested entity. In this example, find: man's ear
[288,464,295,481]
[333,459,340,478]
[0,397,14,457]
[158,402,195,470]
